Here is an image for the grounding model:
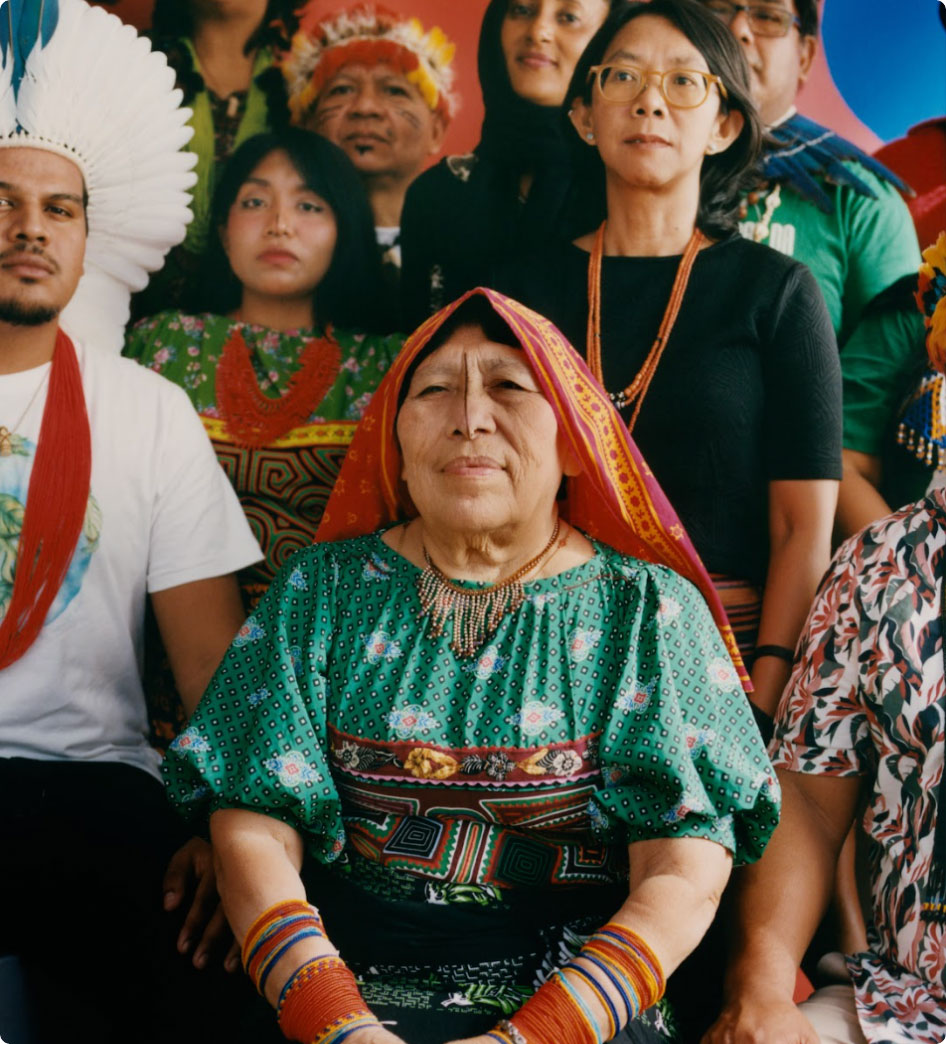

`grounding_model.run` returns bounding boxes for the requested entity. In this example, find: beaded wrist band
[489,922,664,1044]
[241,899,327,997]
[277,953,382,1044]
